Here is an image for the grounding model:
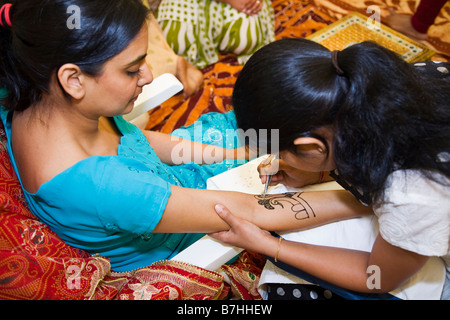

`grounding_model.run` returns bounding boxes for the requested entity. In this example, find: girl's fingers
[214,204,238,227]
